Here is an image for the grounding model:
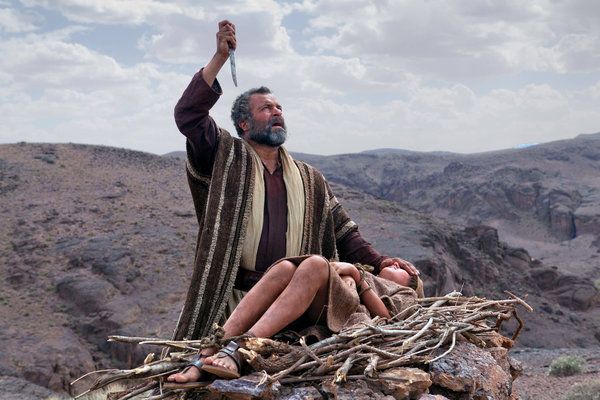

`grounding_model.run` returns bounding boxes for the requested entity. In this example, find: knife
[229,47,237,87]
